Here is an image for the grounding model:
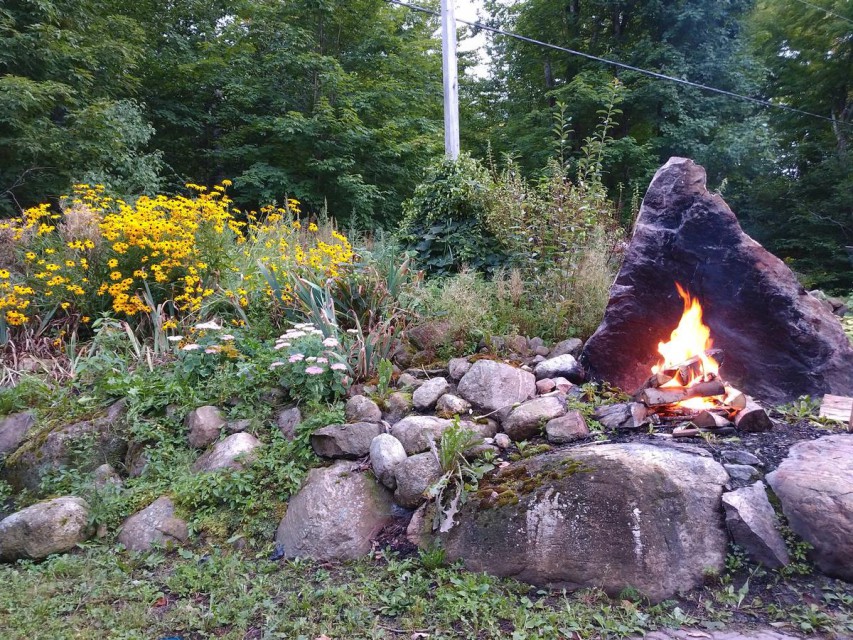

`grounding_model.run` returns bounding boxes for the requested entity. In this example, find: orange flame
[652,283,721,409]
